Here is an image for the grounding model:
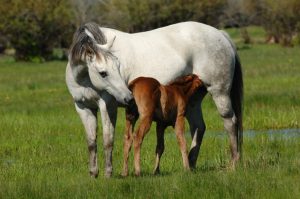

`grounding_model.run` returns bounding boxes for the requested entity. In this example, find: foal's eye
[99,71,108,78]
